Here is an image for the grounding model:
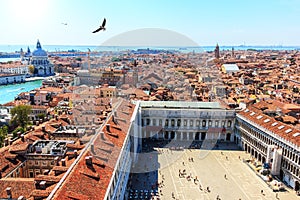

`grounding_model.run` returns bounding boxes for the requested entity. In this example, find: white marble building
[139,101,236,142]
[0,74,26,85]
[236,108,300,191]
[28,40,54,77]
